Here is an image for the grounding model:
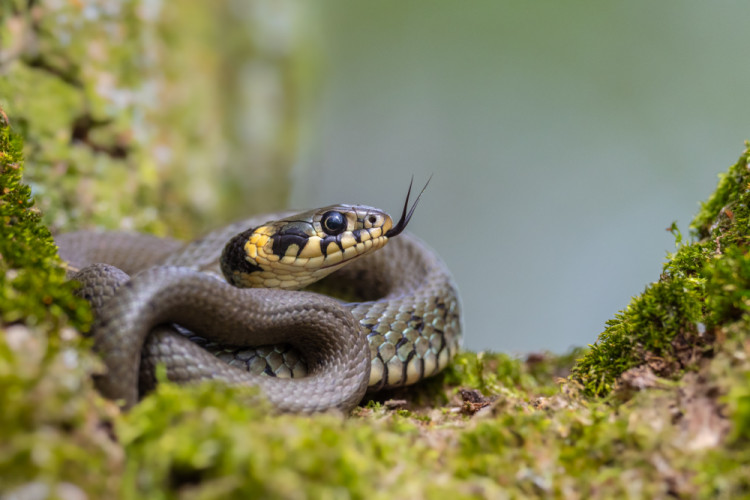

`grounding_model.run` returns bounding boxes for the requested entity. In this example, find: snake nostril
[368,215,377,225]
